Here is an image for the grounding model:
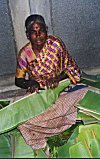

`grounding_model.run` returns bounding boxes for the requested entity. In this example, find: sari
[16,35,80,87]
